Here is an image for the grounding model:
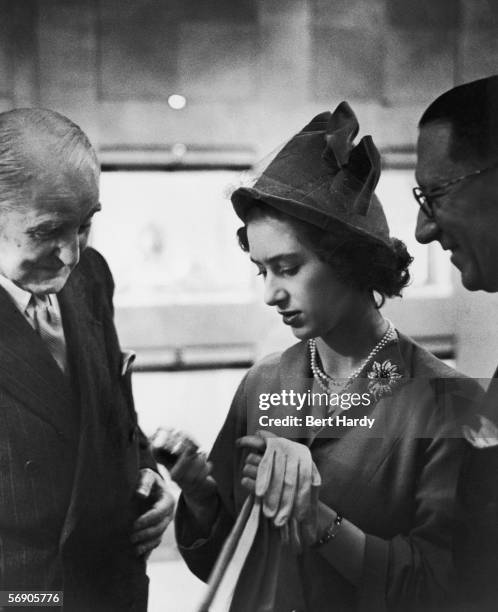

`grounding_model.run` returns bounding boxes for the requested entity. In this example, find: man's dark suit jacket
[456,375,498,612]
[0,247,155,612]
